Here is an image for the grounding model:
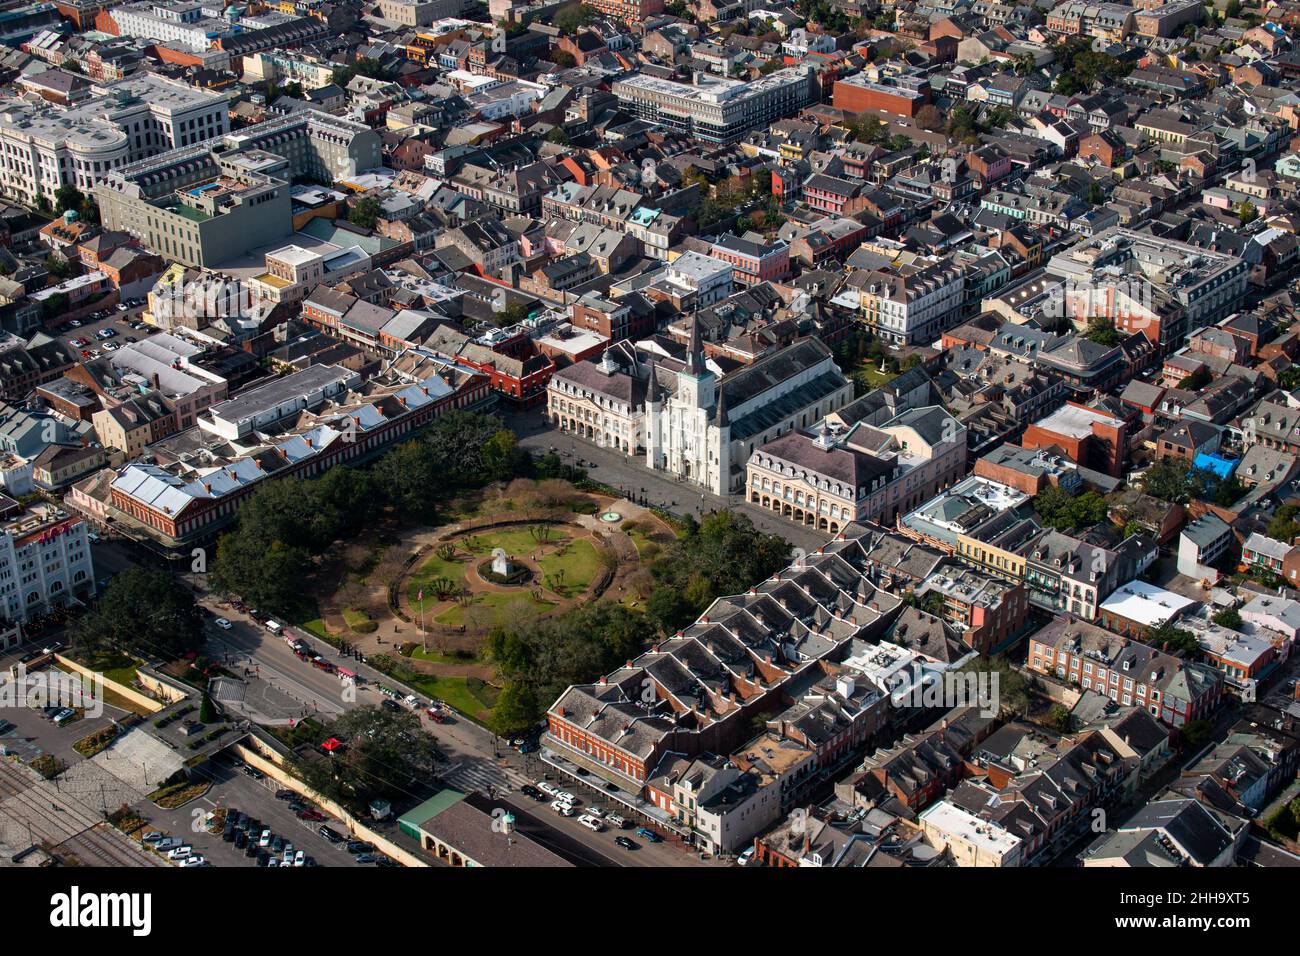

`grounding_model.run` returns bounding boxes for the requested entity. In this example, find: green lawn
[853,363,898,388]
[626,527,666,560]
[461,527,553,557]
[301,618,331,640]
[403,675,493,720]
[407,550,472,613]
[405,646,459,664]
[537,538,601,597]
[408,527,602,612]
[100,663,139,688]
[434,590,554,628]
[342,607,372,629]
